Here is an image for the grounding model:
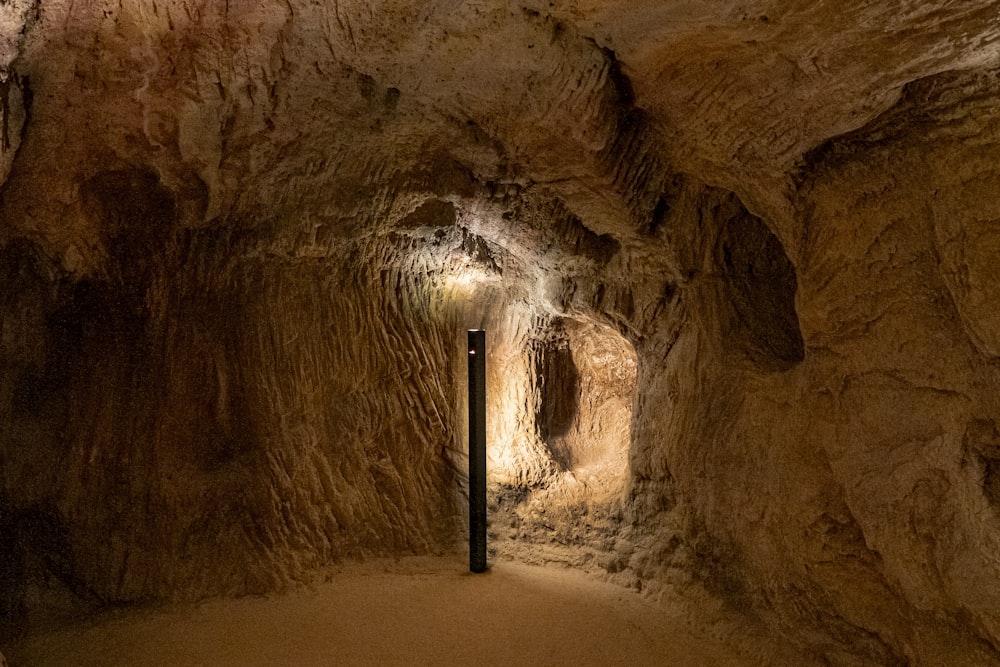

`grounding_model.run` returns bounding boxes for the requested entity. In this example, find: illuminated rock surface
[2,1,1000,664]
